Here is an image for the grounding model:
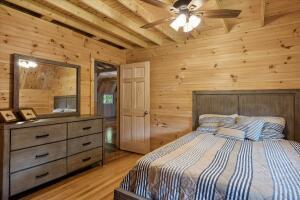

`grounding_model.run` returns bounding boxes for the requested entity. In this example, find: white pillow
[230,119,265,141]
[199,114,238,120]
[237,115,285,140]
[53,108,63,113]
[196,126,218,134]
[216,127,245,140]
[237,115,285,125]
[198,114,238,129]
